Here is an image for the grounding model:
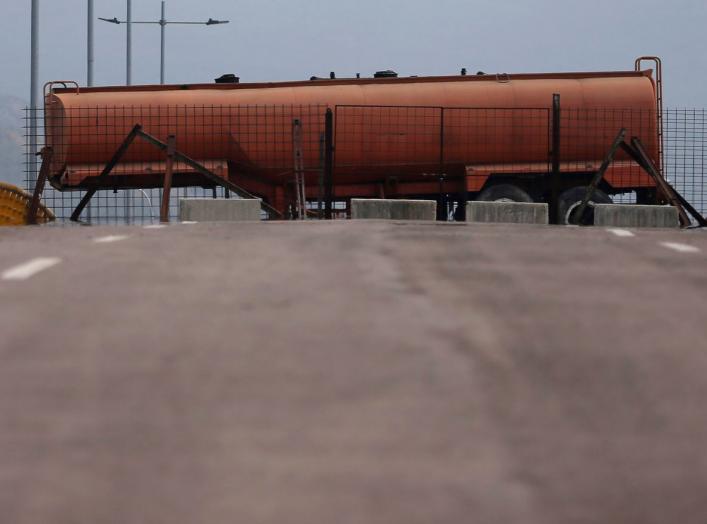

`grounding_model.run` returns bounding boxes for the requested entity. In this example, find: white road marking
[93,235,129,244]
[660,242,701,253]
[143,224,167,229]
[2,257,62,281]
[607,228,635,238]
[181,221,198,225]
